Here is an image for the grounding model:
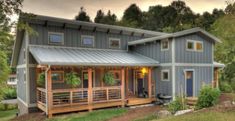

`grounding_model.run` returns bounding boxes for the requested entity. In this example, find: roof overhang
[213,61,225,68]
[128,27,222,46]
